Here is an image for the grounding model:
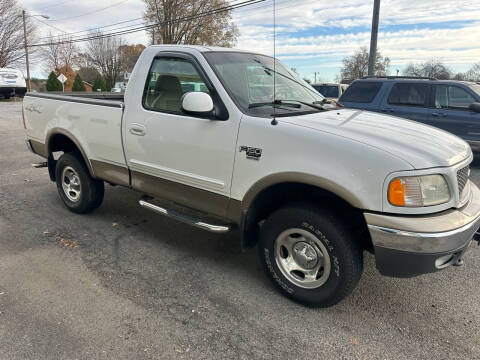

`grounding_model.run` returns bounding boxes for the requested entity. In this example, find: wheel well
[242,182,372,251]
[47,134,92,180]
[49,134,79,154]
